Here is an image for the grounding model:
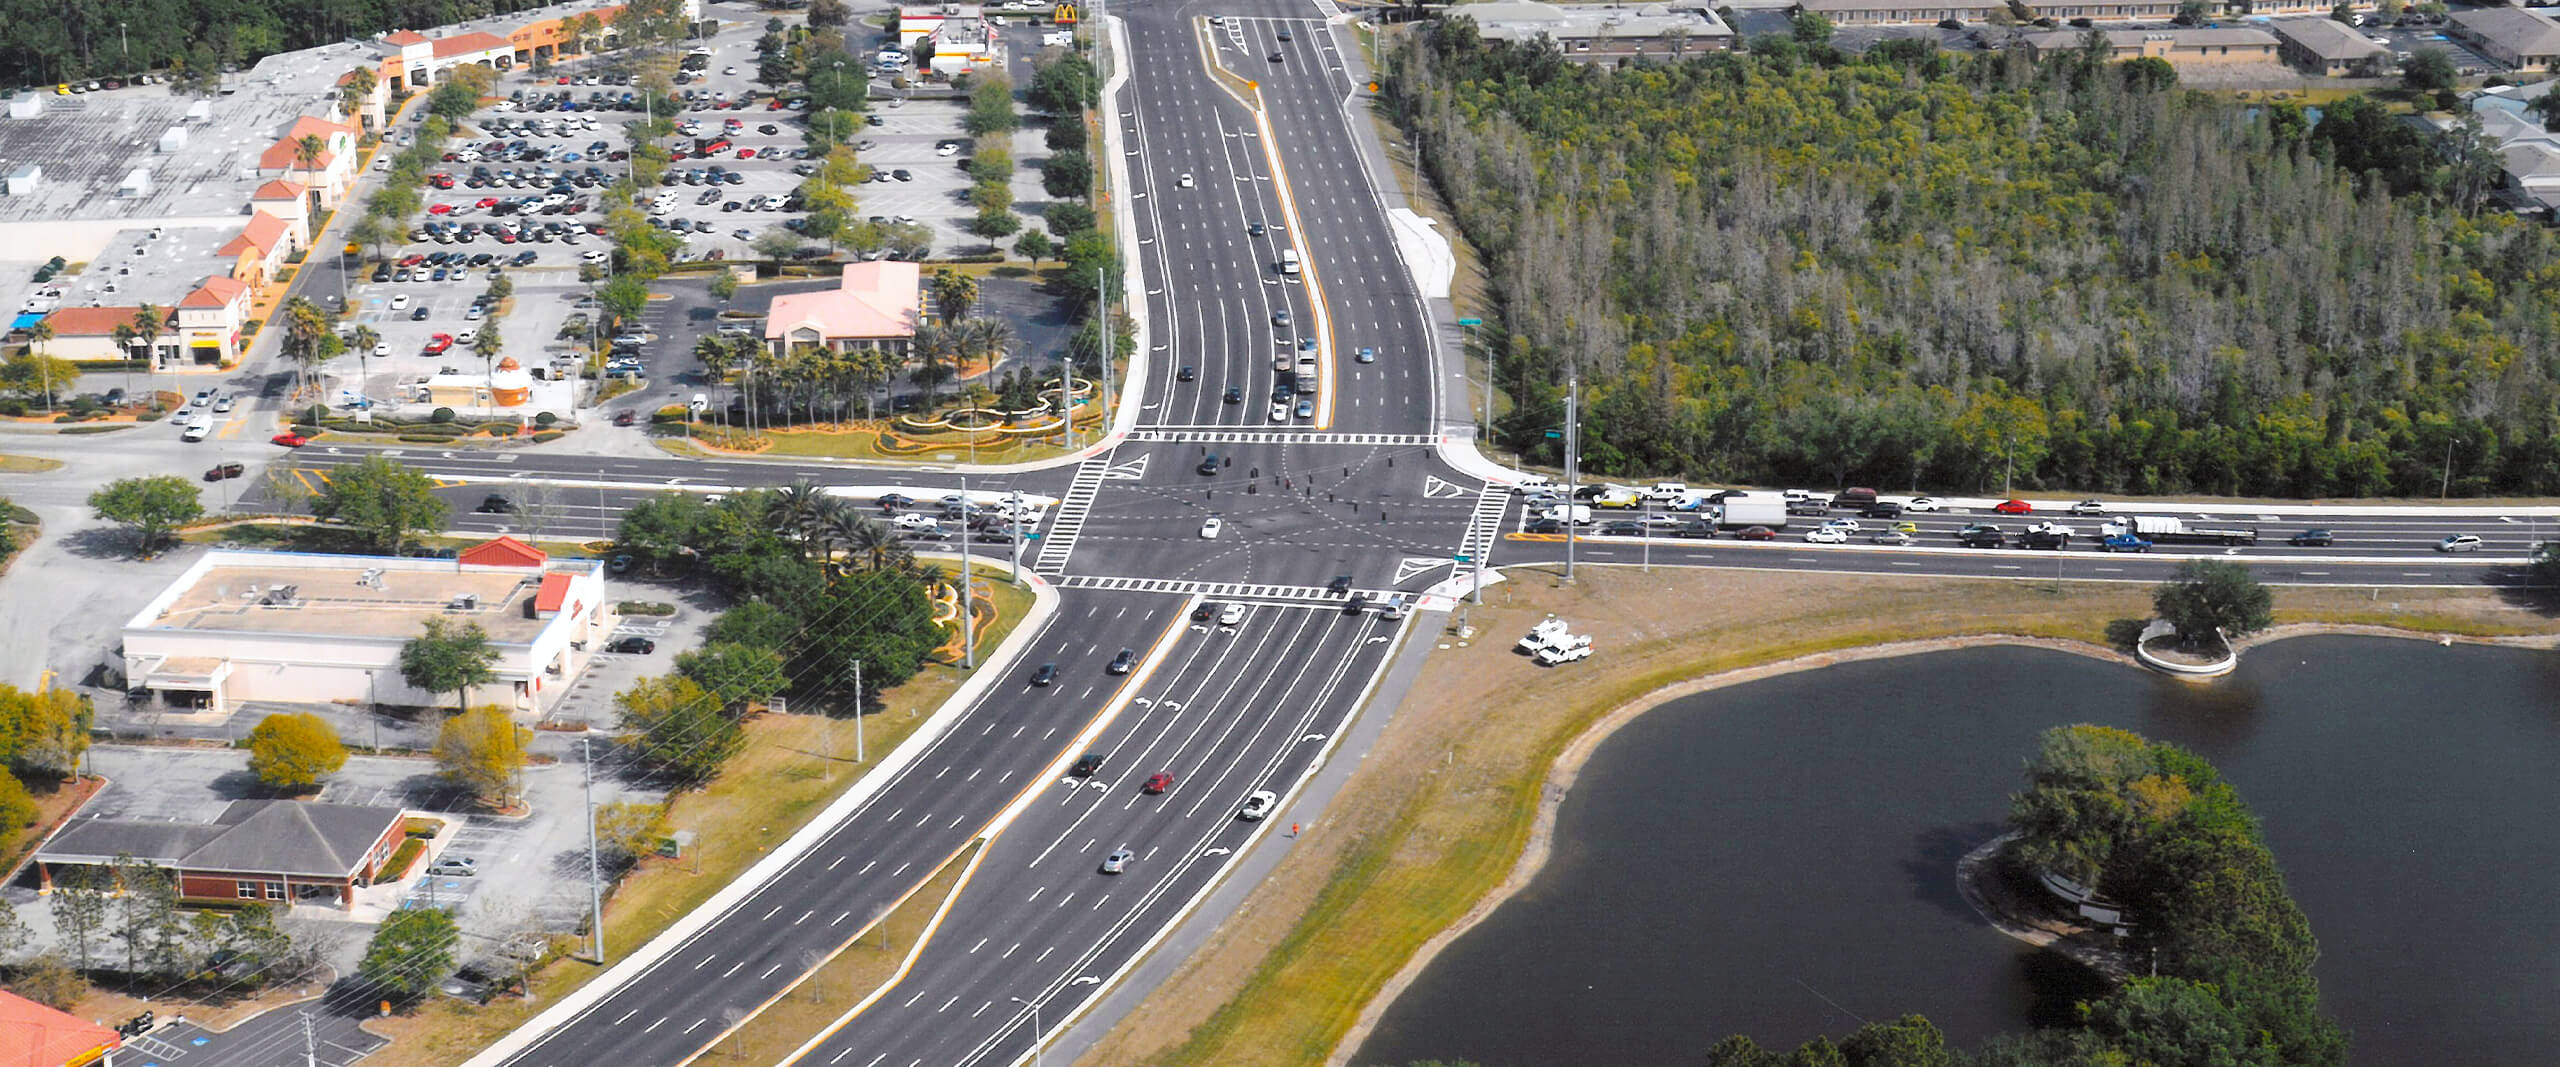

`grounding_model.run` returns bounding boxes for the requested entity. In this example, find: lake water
[1350,638,2560,1067]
